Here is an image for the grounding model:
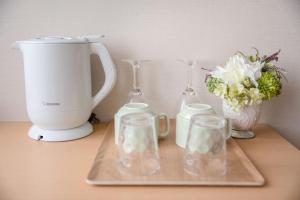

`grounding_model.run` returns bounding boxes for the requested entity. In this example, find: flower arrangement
[205,49,286,111]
